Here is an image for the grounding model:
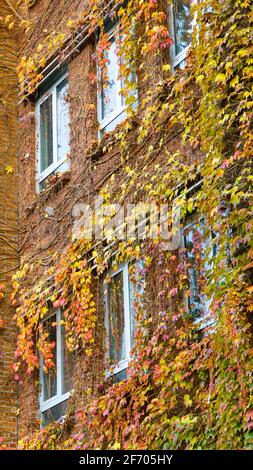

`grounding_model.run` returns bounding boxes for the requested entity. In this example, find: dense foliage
[5,0,253,449]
